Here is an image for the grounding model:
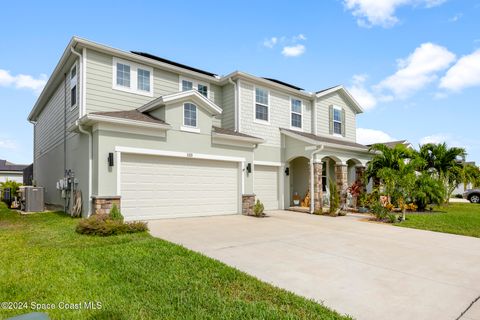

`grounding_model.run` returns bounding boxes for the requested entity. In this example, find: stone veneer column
[92,196,121,215]
[313,162,323,213]
[335,164,348,208]
[242,194,255,215]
